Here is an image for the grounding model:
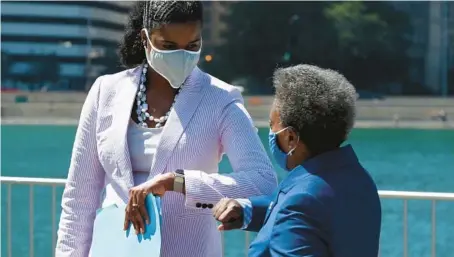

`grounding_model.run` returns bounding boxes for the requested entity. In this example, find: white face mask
[142,29,201,89]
